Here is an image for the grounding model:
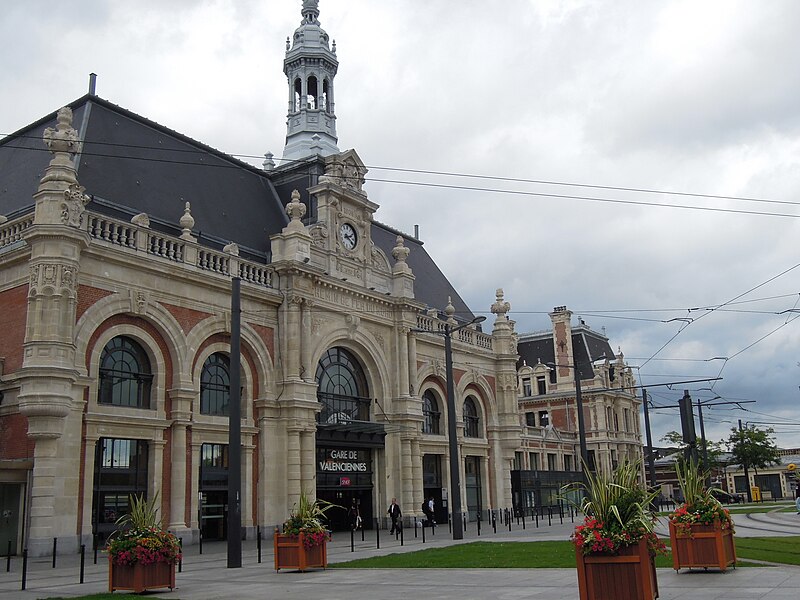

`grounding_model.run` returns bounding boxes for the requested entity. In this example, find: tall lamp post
[418,314,486,541]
